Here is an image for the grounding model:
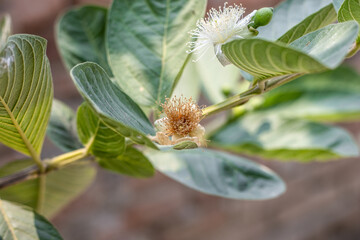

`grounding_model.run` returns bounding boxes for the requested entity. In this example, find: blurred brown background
[1,0,360,239]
